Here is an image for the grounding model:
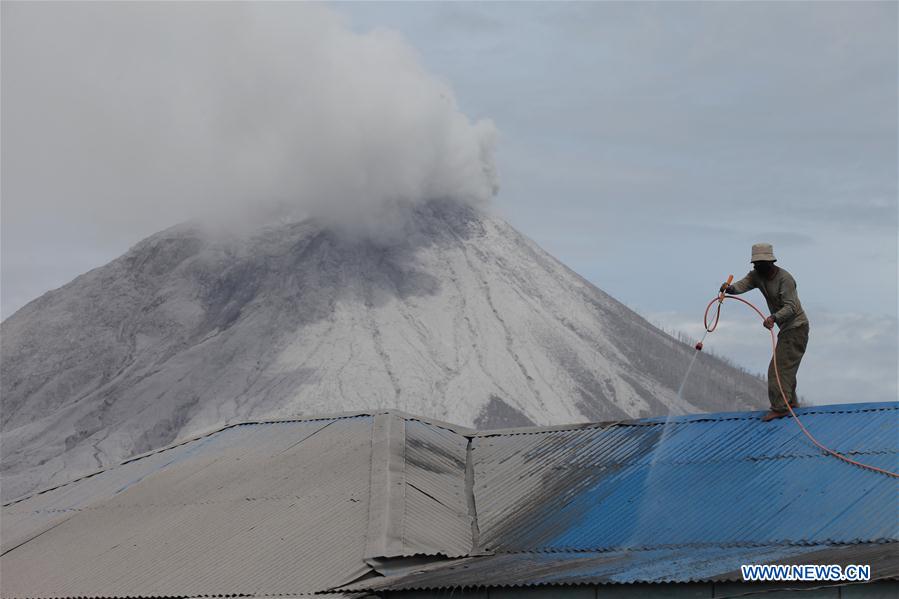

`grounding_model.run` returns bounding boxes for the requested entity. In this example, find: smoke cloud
[2,2,498,243]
